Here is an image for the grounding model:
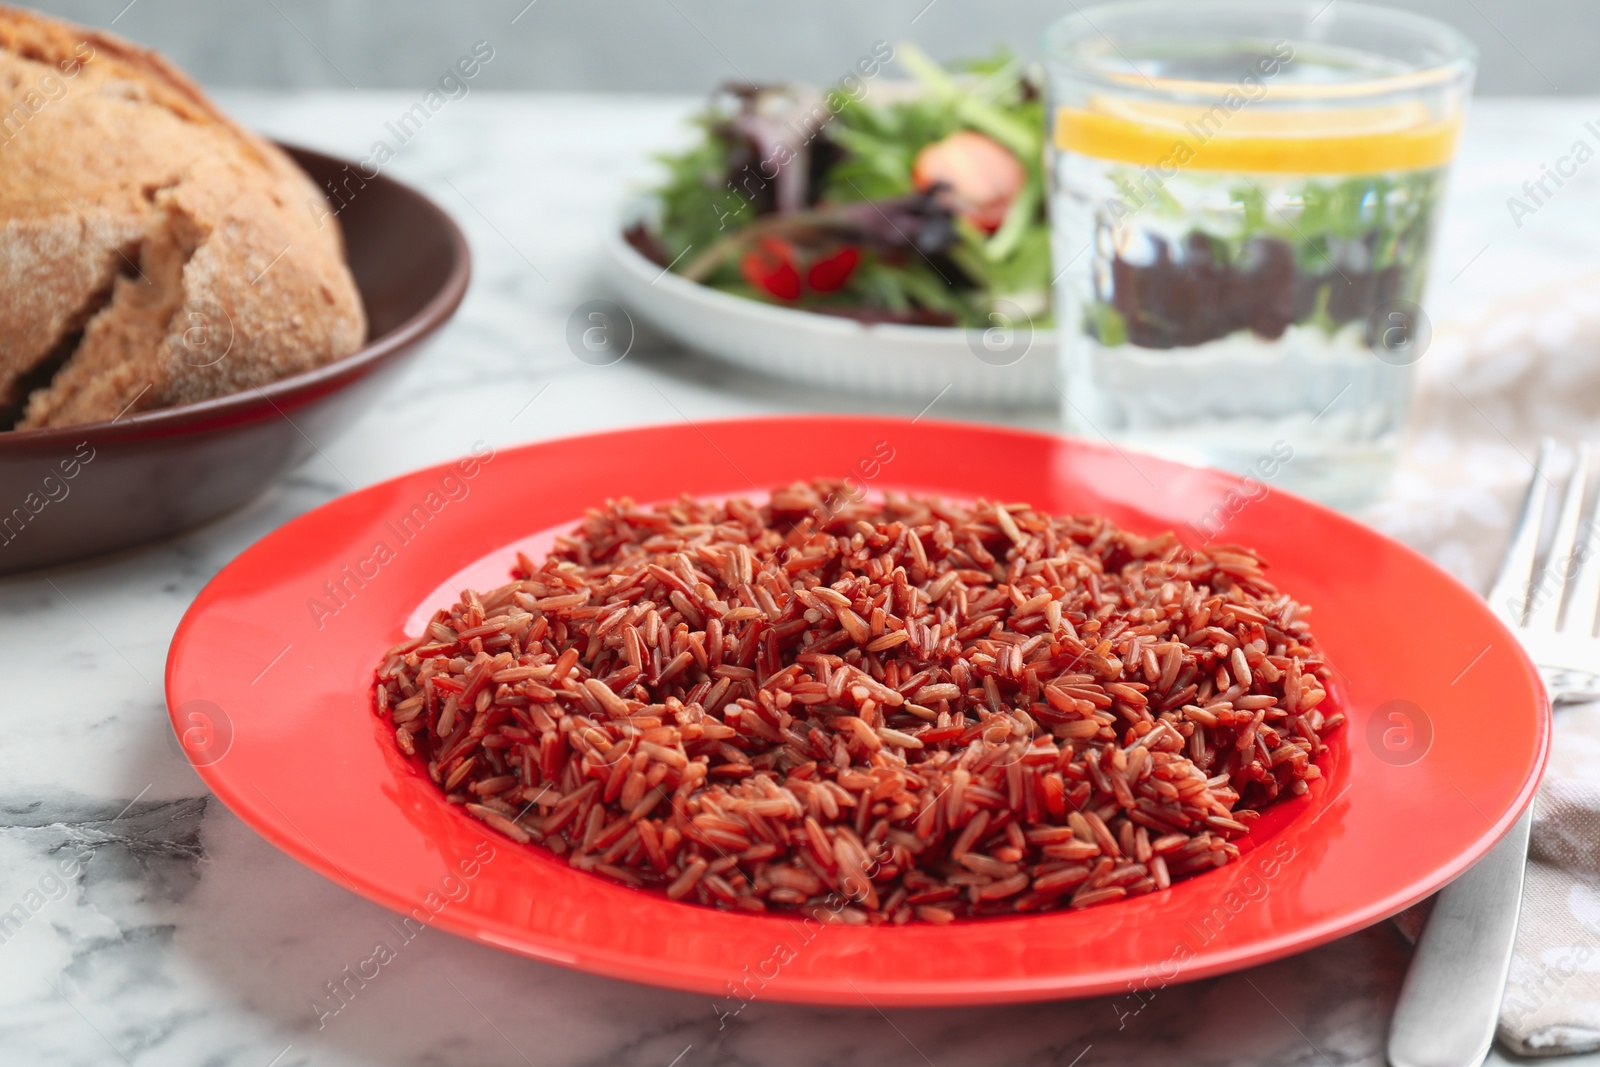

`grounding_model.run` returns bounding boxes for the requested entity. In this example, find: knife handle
[1387,807,1532,1067]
